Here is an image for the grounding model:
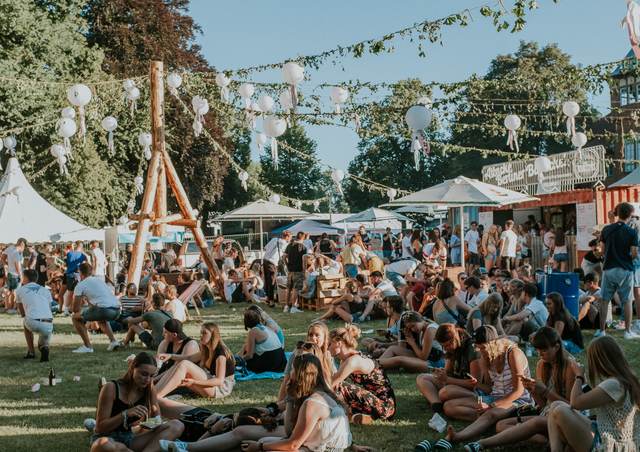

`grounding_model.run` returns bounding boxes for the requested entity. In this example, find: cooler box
[535,271,580,318]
